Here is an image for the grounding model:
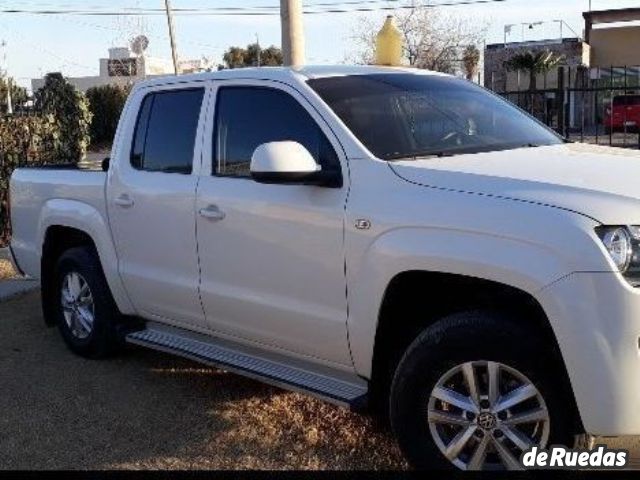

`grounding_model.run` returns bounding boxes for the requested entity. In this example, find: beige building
[585,8,640,68]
